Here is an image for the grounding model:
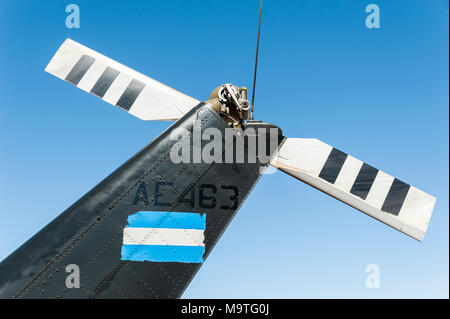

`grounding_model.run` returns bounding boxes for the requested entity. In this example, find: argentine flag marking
[121,211,206,263]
